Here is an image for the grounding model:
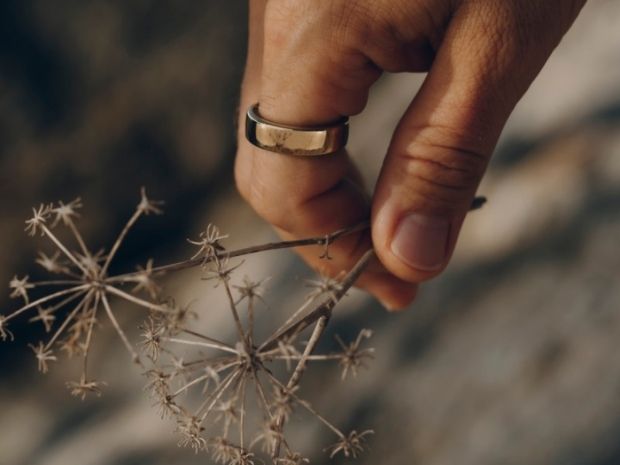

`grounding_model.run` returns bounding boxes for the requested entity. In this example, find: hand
[234,0,586,309]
